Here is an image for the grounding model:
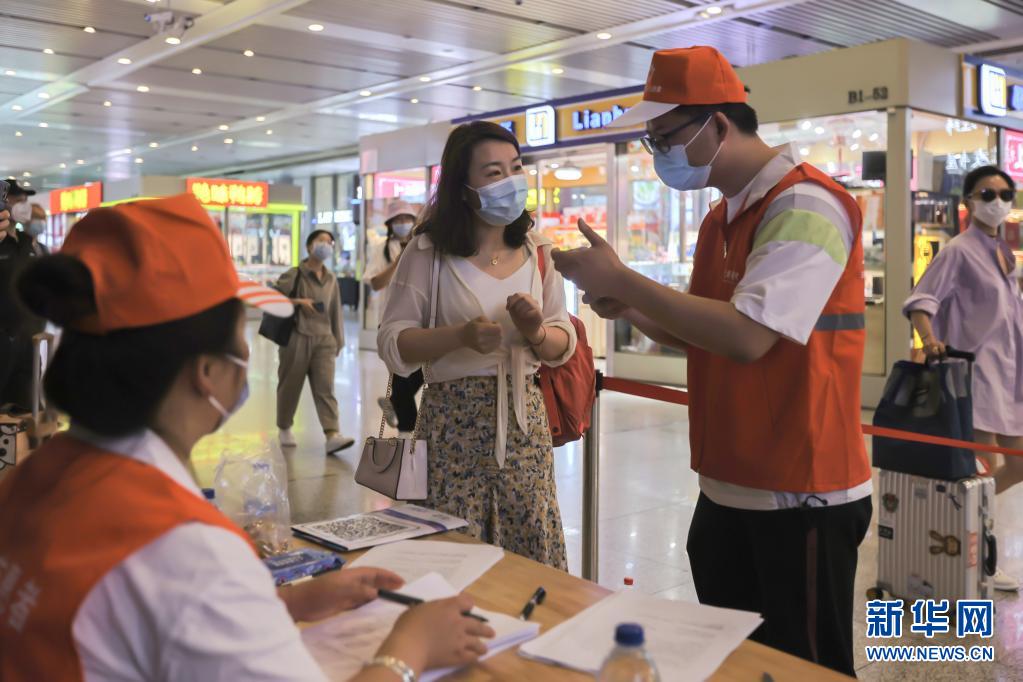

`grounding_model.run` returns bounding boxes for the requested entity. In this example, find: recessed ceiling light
[59,162,67,168]
[265,129,273,135]
[224,138,234,144]
[103,100,112,107]
[529,169,538,176]
[472,85,483,92]
[38,122,47,128]
[218,124,230,131]
[117,57,132,65]
[419,76,432,82]
[596,32,612,40]
[799,147,810,156]
[850,143,860,151]
[136,85,150,93]
[11,104,22,111]
[550,162,560,169]
[22,182,29,187]
[410,98,419,104]
[256,115,266,122]
[191,67,202,75]
[22,172,30,177]
[38,92,50,99]
[165,36,181,45]
[699,11,710,18]
[43,48,54,55]
[148,141,158,148]
[243,49,255,57]
[83,26,96,33]
[191,145,198,151]
[4,70,15,76]
[852,129,863,139]
[359,90,372,97]
[800,120,812,130]
[814,126,825,135]
[308,23,324,32]
[14,131,22,137]
[869,132,880,142]
[123,147,132,154]
[135,157,144,164]
[76,159,85,165]
[551,67,565,75]
[706,6,723,15]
